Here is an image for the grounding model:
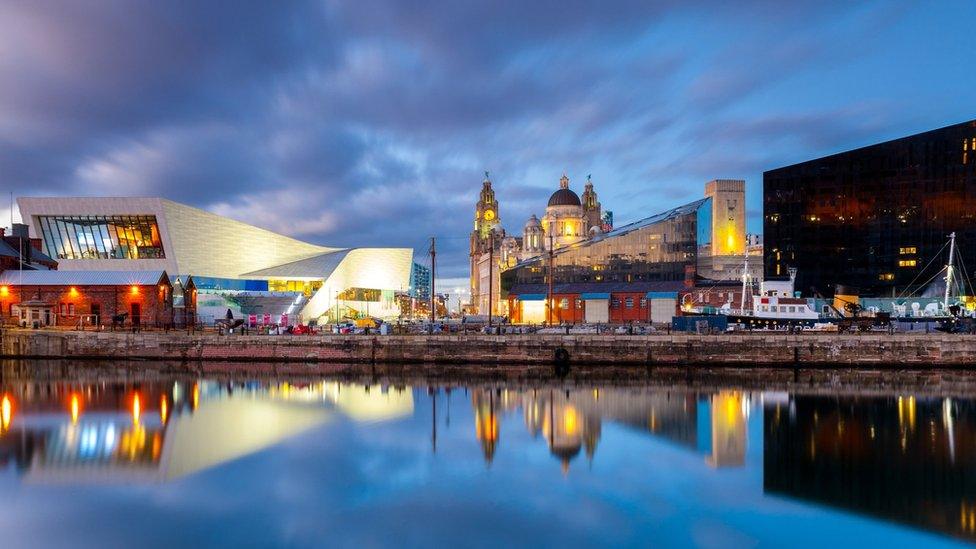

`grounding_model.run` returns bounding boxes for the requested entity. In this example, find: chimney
[11,223,29,238]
